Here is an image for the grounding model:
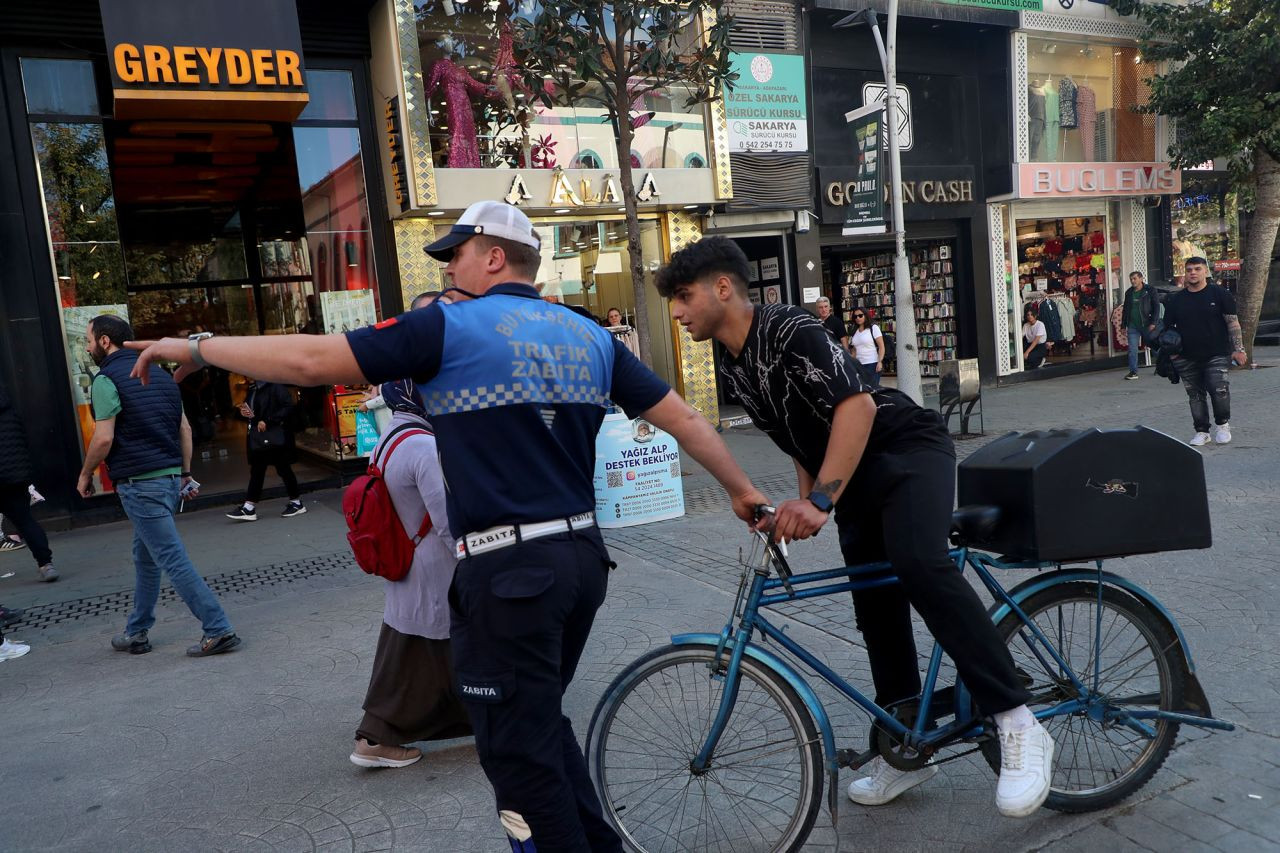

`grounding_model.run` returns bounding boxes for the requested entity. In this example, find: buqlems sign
[99,0,308,120]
